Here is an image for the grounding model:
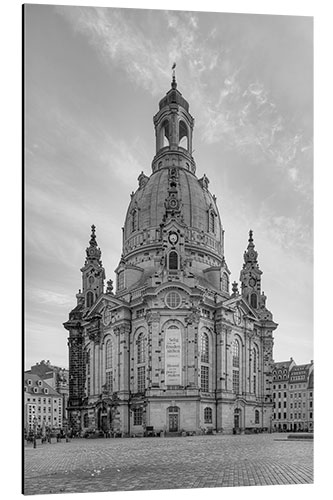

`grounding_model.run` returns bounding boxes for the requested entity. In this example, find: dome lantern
[152,66,196,174]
